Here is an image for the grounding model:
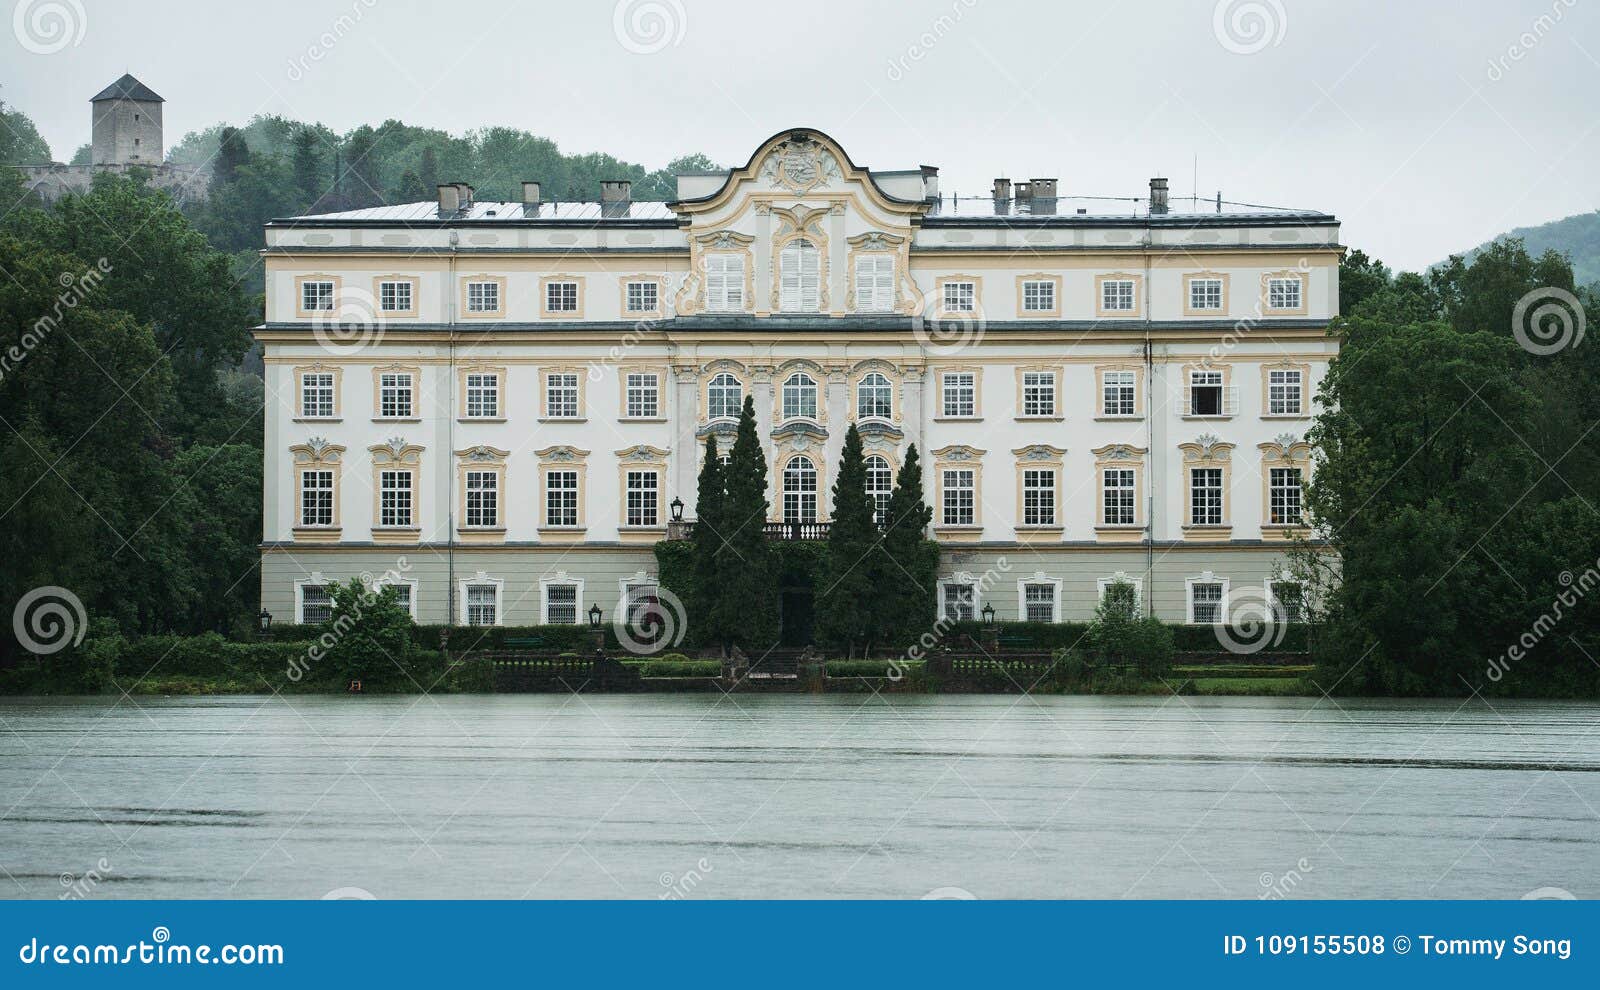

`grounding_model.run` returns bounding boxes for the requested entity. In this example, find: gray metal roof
[277,200,679,224]
[90,73,163,103]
